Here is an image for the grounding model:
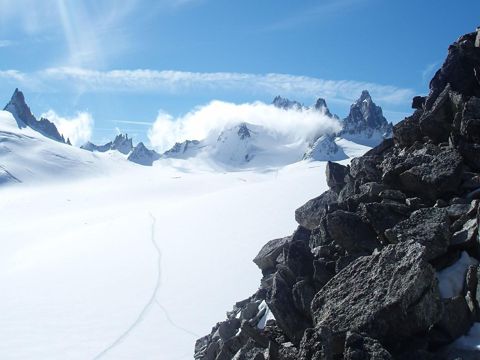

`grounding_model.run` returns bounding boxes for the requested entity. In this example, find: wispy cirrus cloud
[0,40,14,48]
[11,67,411,105]
[263,0,367,32]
